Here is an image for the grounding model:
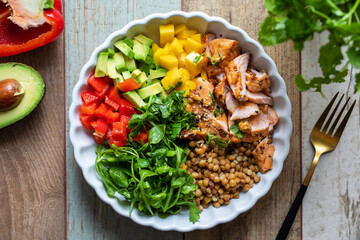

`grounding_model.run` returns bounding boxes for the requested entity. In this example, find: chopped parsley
[229,120,244,139]
[214,109,224,117]
[218,51,223,60]
[206,55,219,67]
[207,134,230,148]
